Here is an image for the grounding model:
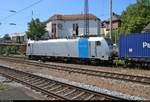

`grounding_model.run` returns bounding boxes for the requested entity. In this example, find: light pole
[9,23,17,26]
[9,10,17,13]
